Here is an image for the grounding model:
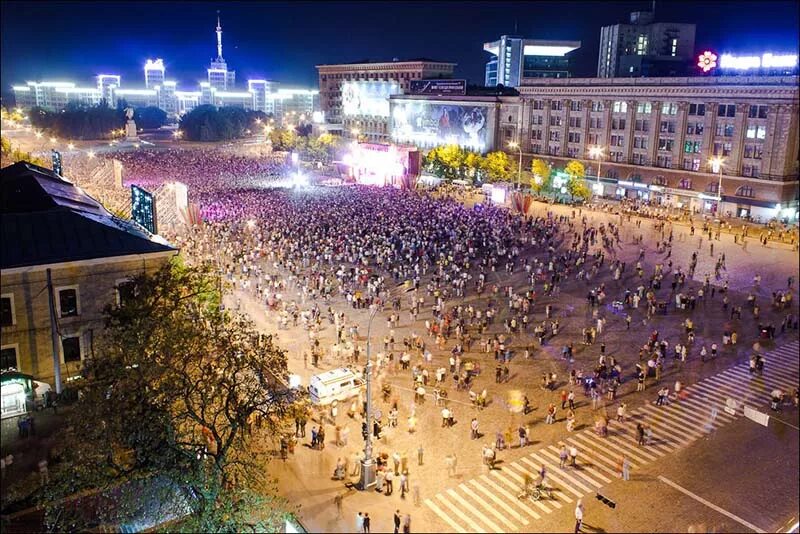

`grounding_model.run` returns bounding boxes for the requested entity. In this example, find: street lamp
[87,151,95,159]
[358,306,379,491]
[507,140,522,190]
[588,146,605,197]
[709,156,724,214]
